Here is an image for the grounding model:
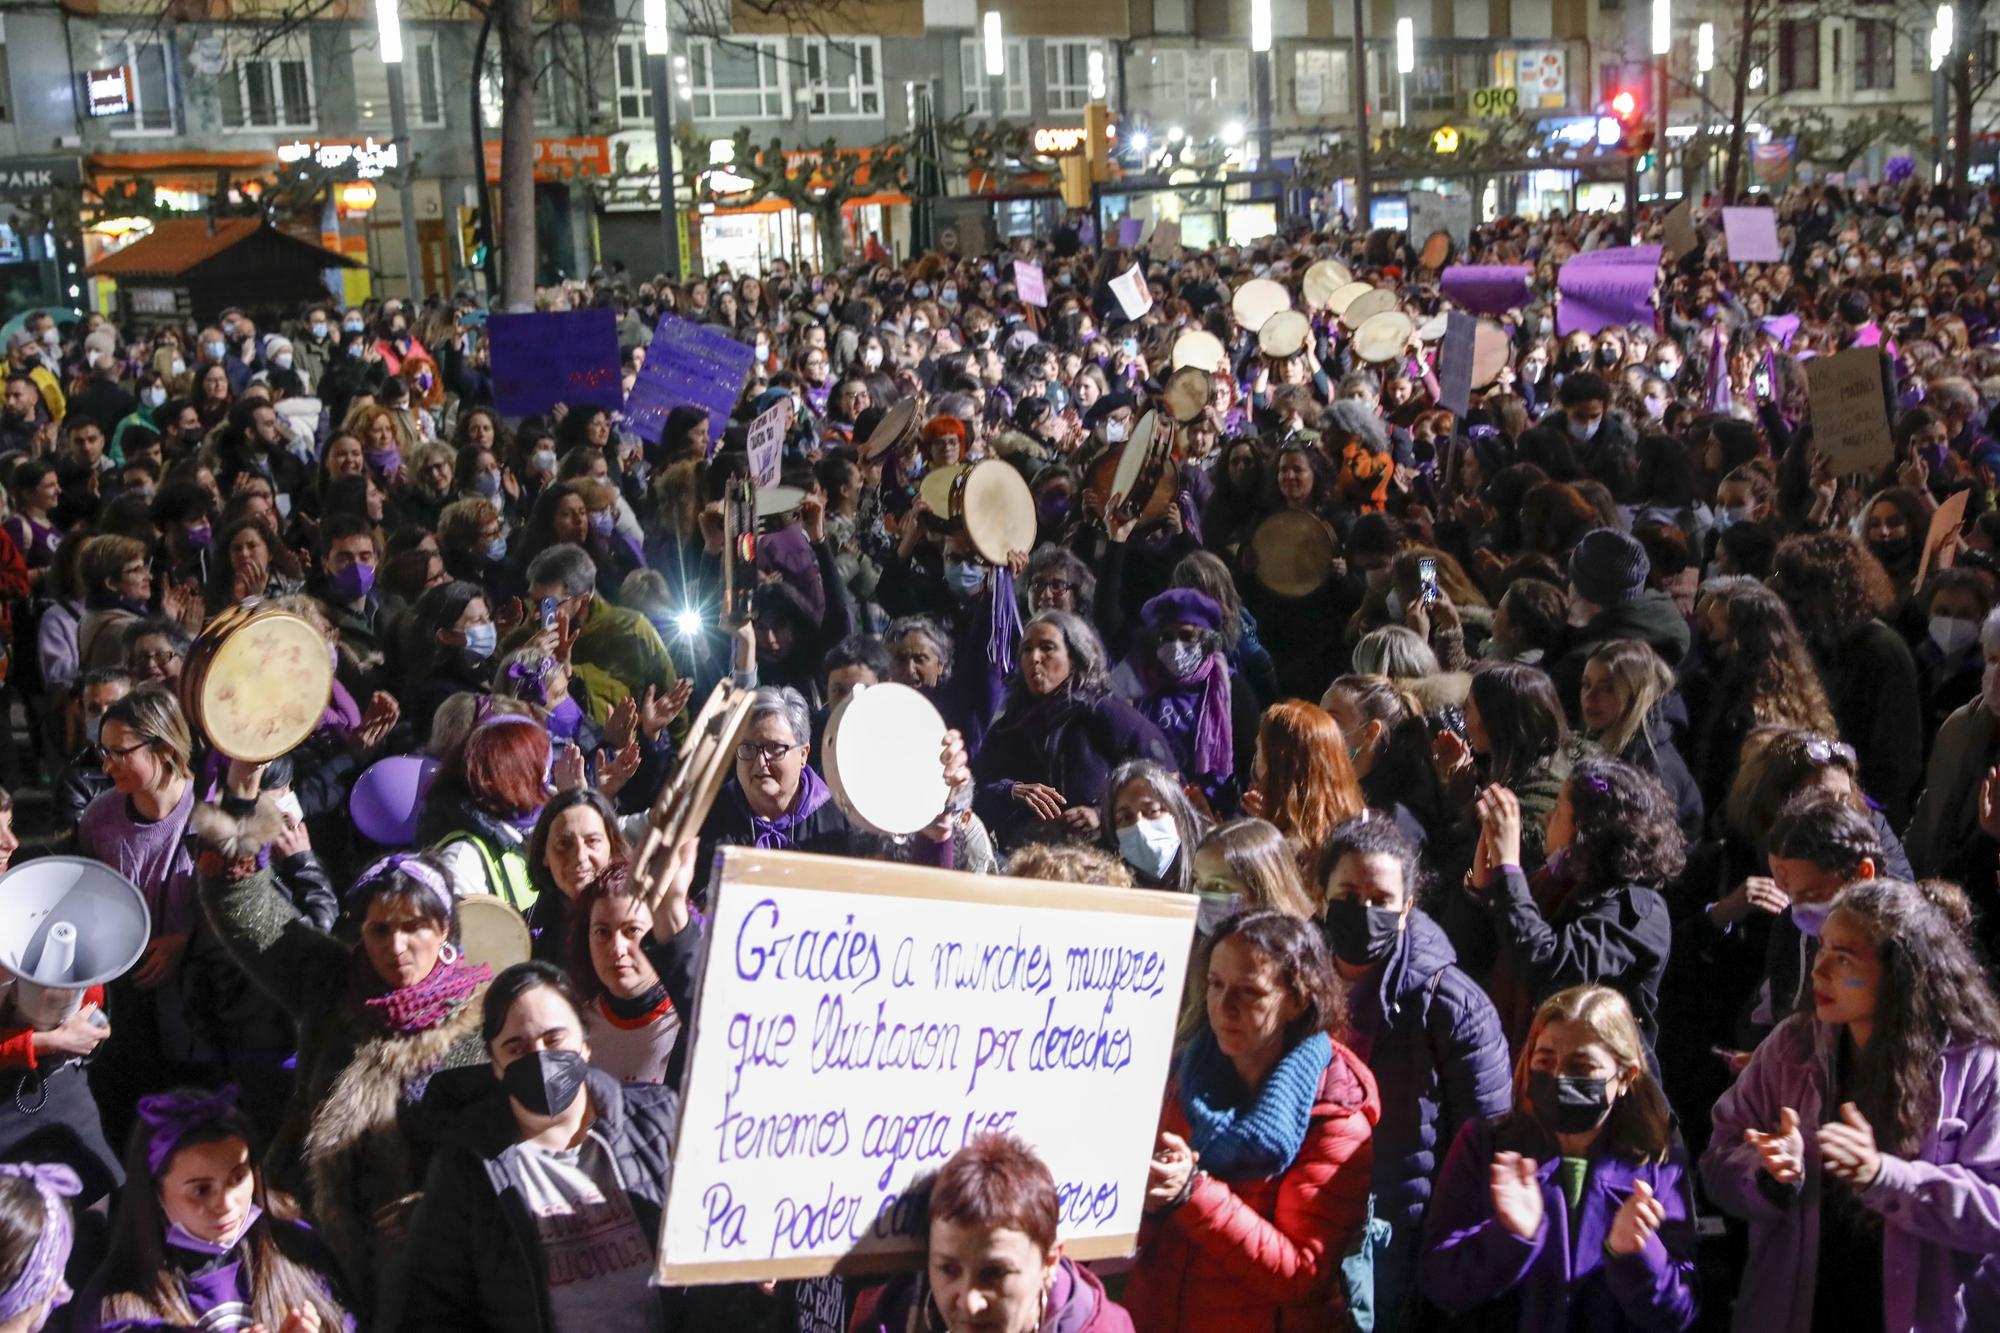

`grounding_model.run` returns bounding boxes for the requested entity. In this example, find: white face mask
[141,386,167,409]
[1930,615,1981,657]
[863,347,883,369]
[1569,414,1601,441]
[1116,815,1181,881]
[1102,418,1129,444]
